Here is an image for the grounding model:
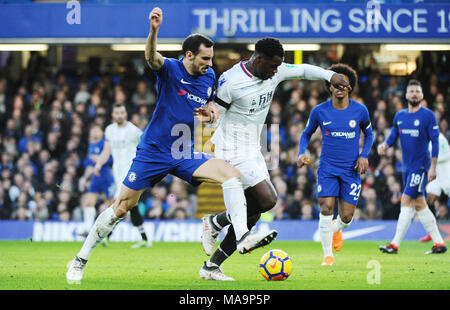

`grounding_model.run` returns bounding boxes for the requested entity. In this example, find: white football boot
[66,257,86,284]
[236,229,278,254]
[199,262,235,281]
[201,215,220,256]
[130,240,153,248]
